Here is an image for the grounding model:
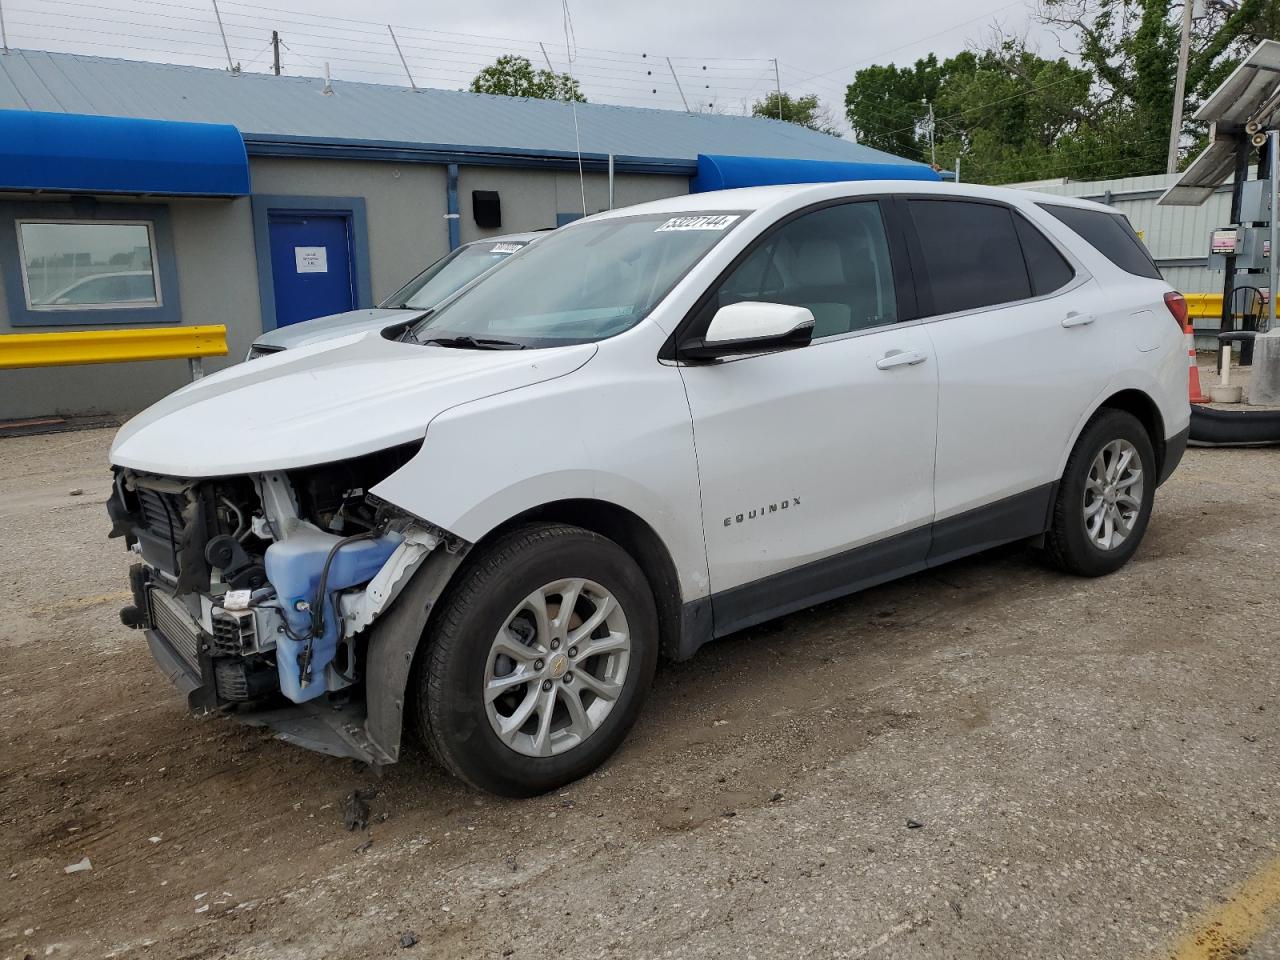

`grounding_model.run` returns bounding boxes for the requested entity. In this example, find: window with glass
[907,200,1032,315]
[383,238,529,310]
[410,212,744,348]
[707,201,898,339]
[18,221,160,310]
[1039,203,1161,280]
